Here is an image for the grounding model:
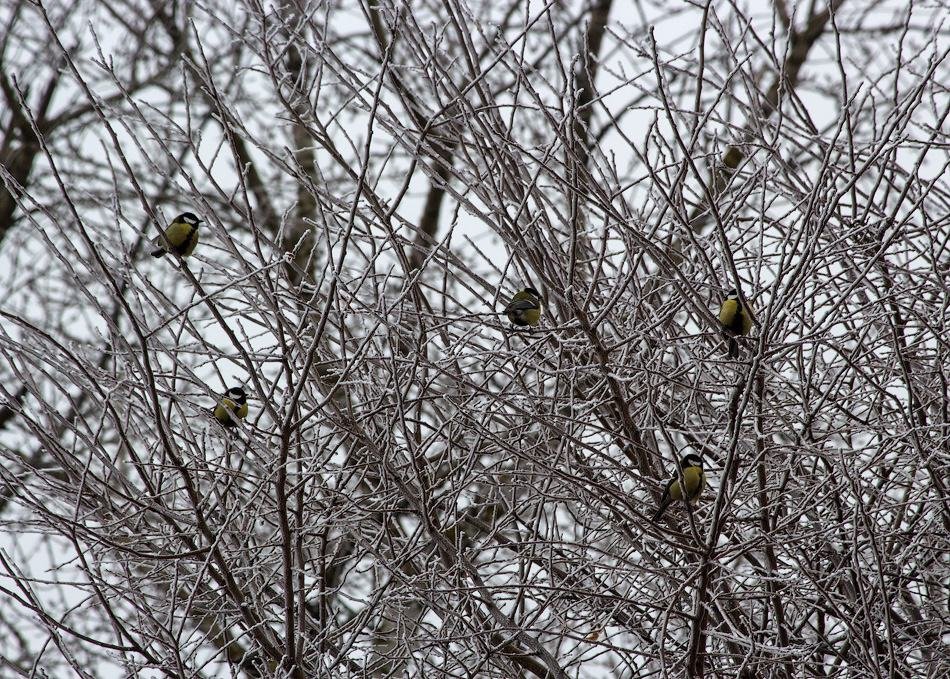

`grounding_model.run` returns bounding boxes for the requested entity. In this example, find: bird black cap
[680,453,703,469]
[224,386,247,403]
[177,212,203,225]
